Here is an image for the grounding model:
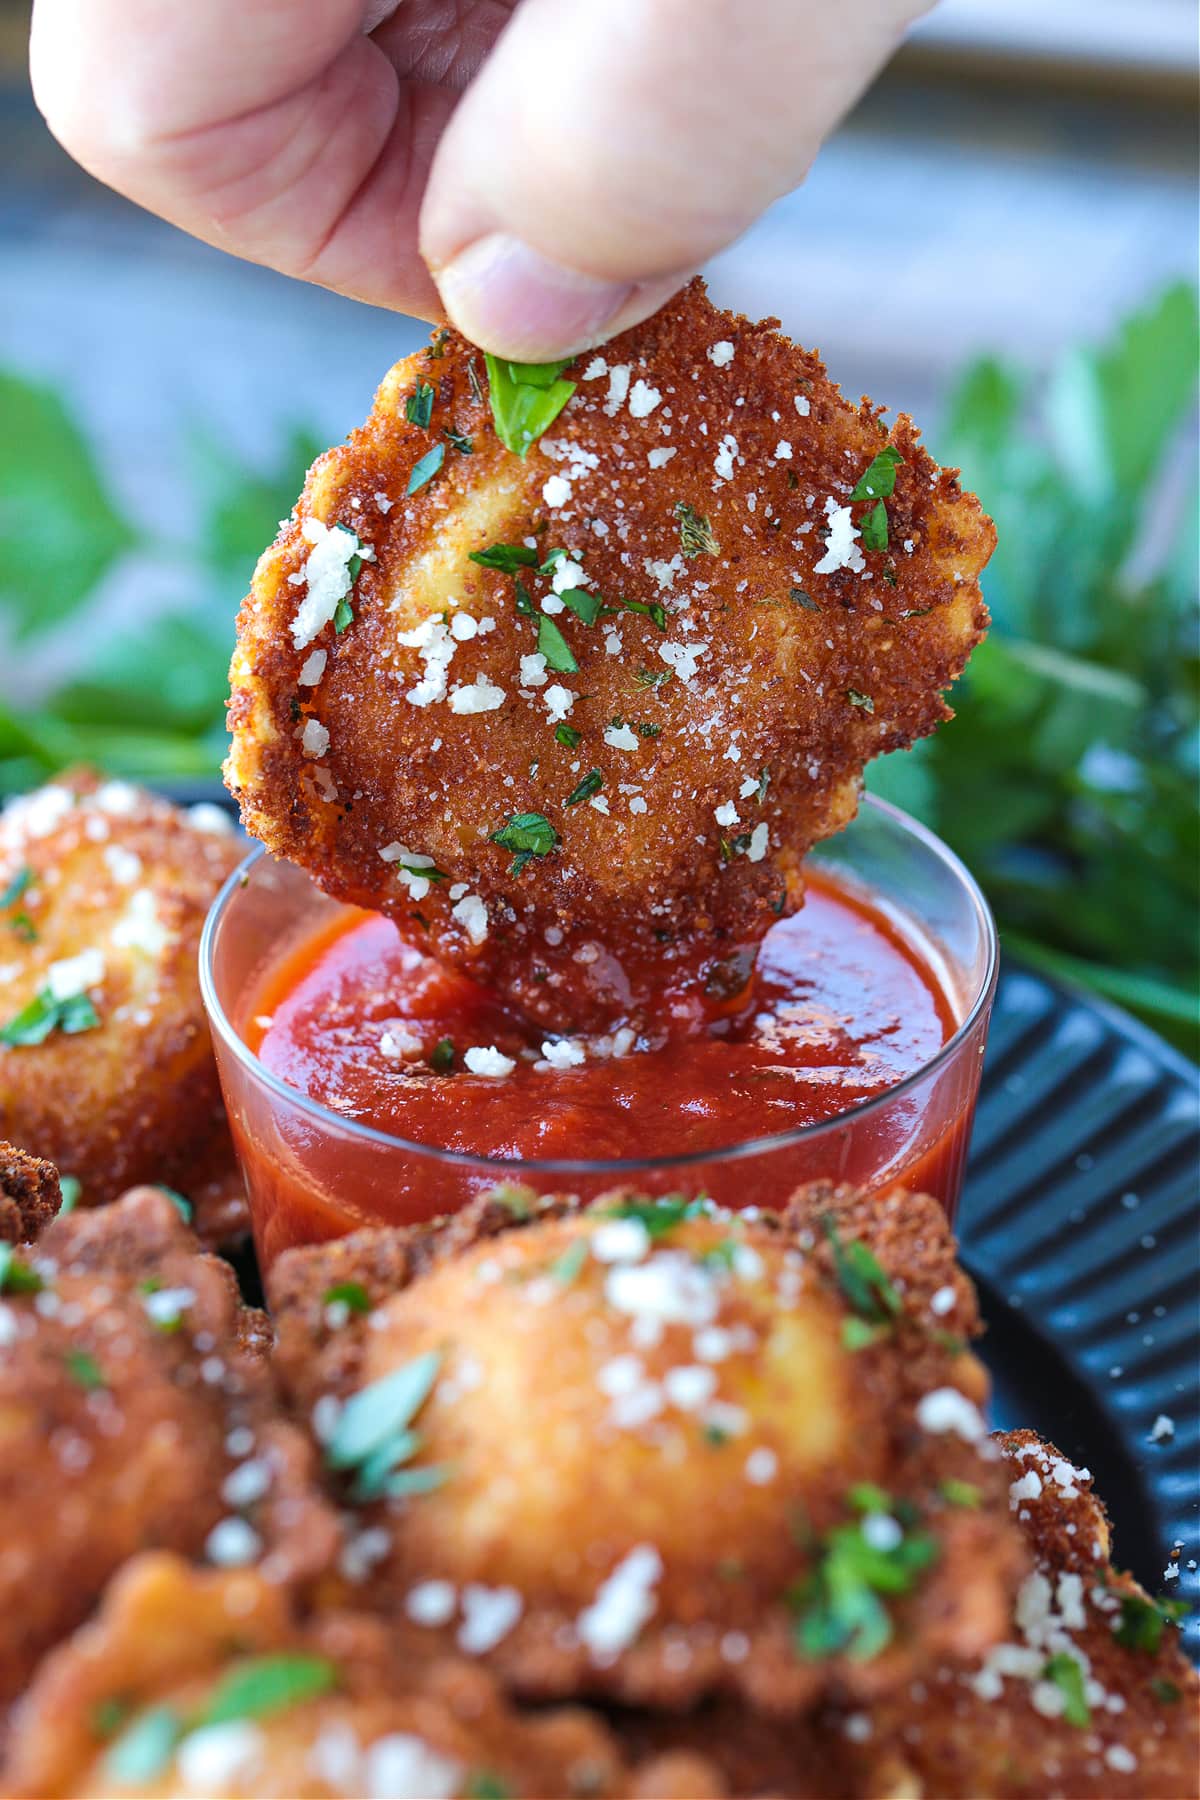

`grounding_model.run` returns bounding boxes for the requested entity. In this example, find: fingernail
[433,233,633,361]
